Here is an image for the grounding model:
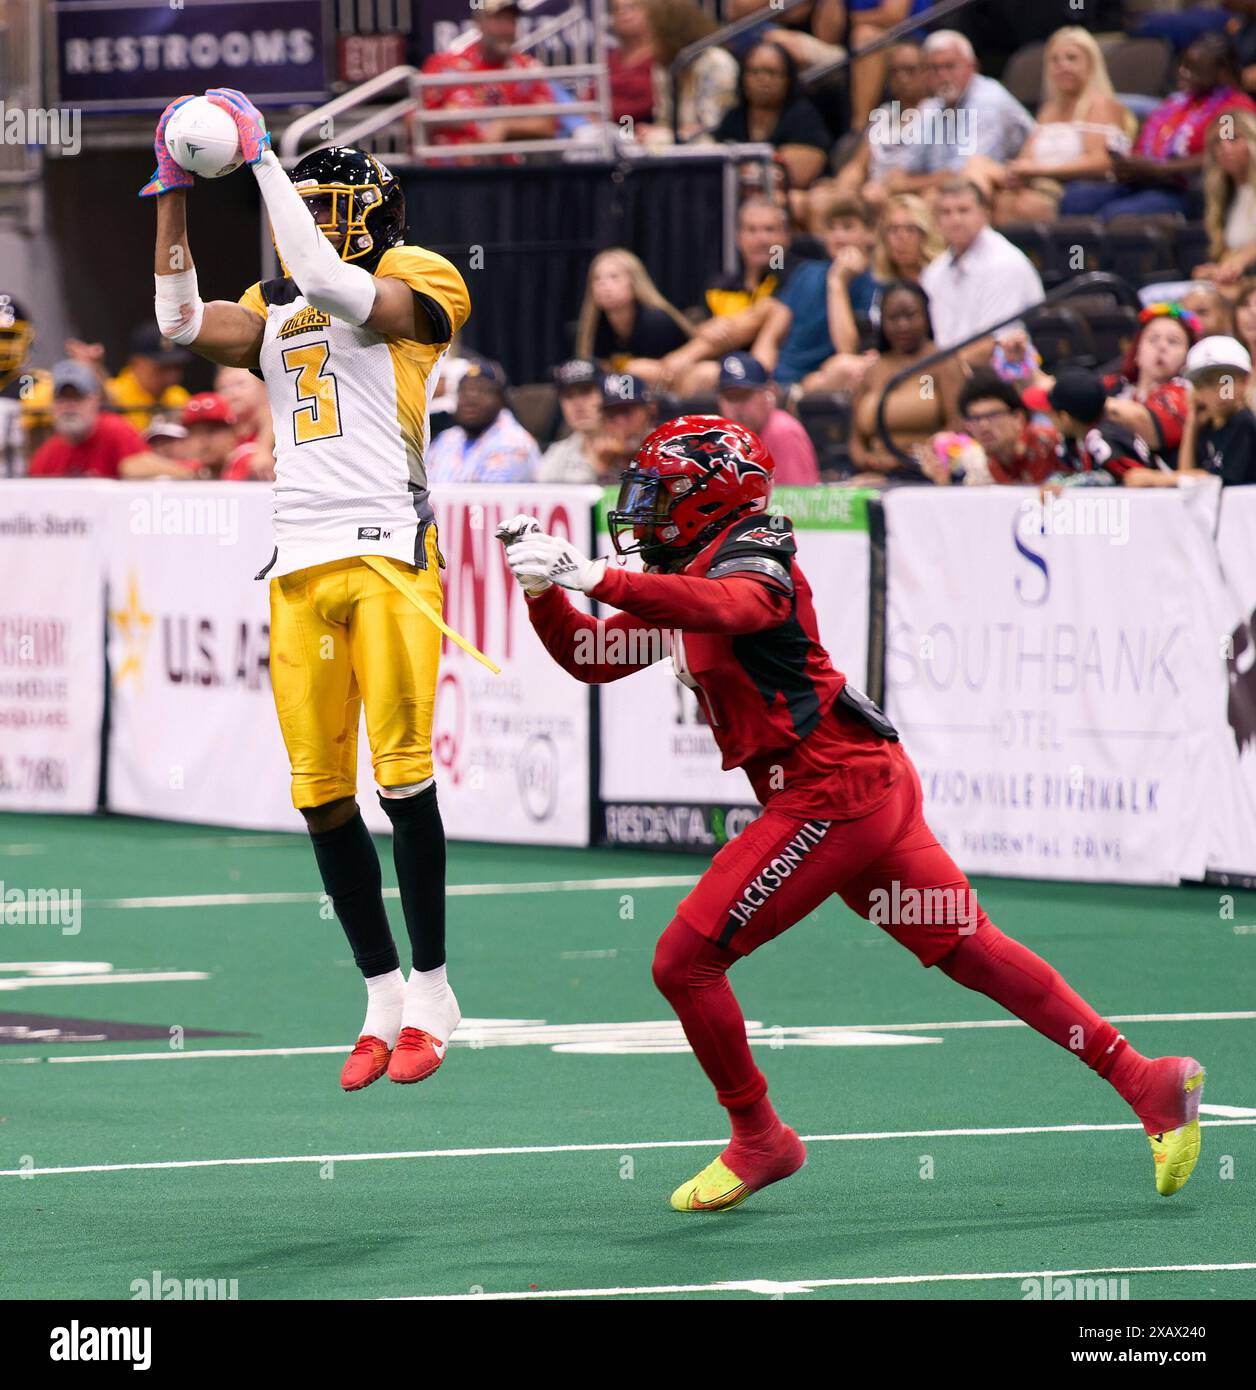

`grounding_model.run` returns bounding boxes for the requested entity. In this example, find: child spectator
[1181,333,1256,483]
